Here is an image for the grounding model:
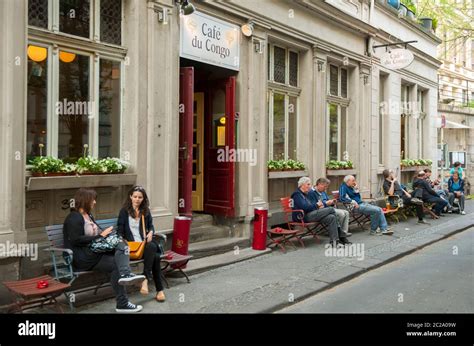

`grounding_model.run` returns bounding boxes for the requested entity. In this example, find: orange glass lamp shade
[27,45,47,62]
[59,51,76,63]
